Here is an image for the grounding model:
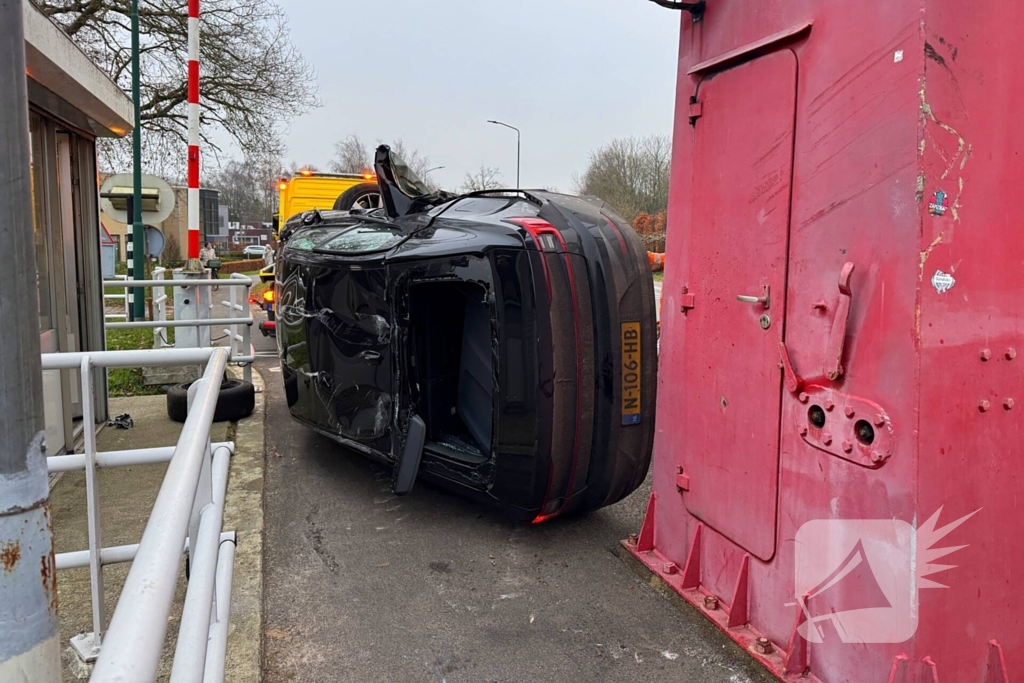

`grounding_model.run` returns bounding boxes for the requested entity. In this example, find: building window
[29,112,53,332]
[199,189,219,244]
